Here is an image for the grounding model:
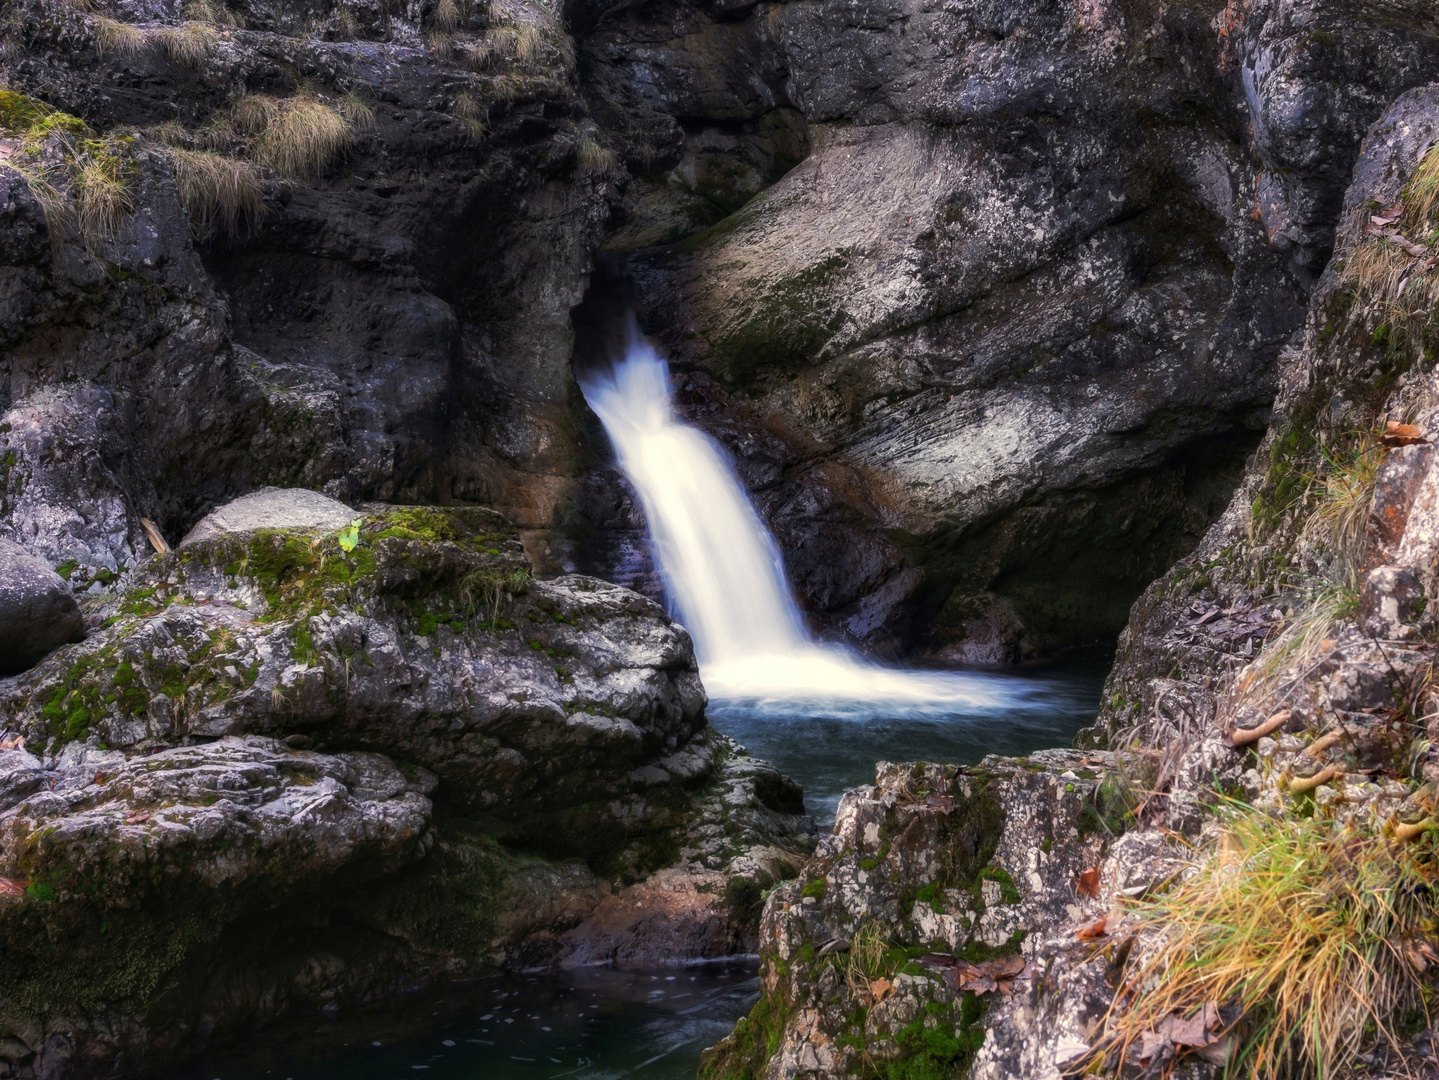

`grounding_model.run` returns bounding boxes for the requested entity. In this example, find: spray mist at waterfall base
[580,327,1108,822]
